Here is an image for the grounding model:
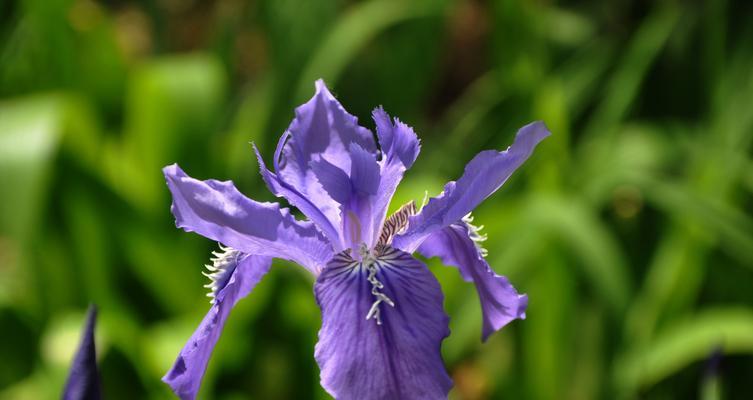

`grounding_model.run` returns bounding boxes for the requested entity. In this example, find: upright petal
[312,109,421,250]
[314,248,452,400]
[309,155,353,205]
[63,306,101,400]
[164,254,272,400]
[370,108,420,246]
[279,80,376,179]
[349,142,381,196]
[164,164,332,273]
[263,80,377,247]
[316,143,381,250]
[271,140,383,251]
[393,121,549,252]
[373,107,420,168]
[254,146,343,249]
[418,221,527,341]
